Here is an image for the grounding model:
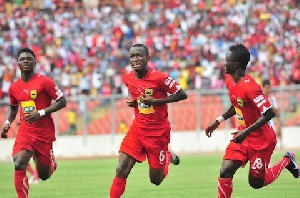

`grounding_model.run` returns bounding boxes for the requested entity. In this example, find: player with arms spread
[205,44,299,198]
[1,47,67,198]
[109,43,187,198]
